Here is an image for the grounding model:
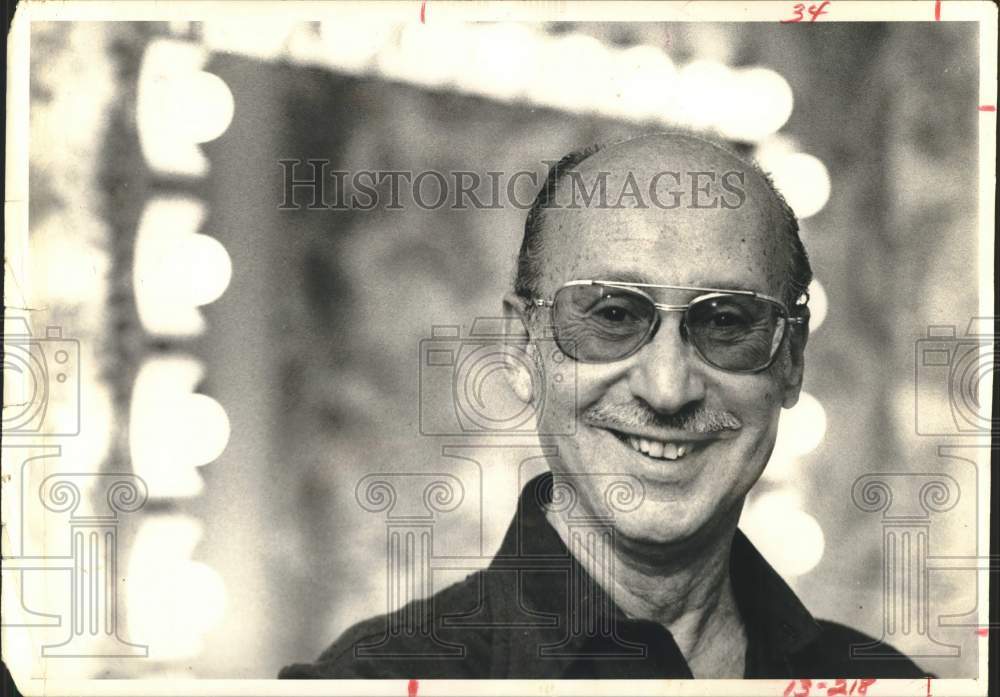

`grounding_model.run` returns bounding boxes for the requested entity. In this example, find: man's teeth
[625,435,687,460]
